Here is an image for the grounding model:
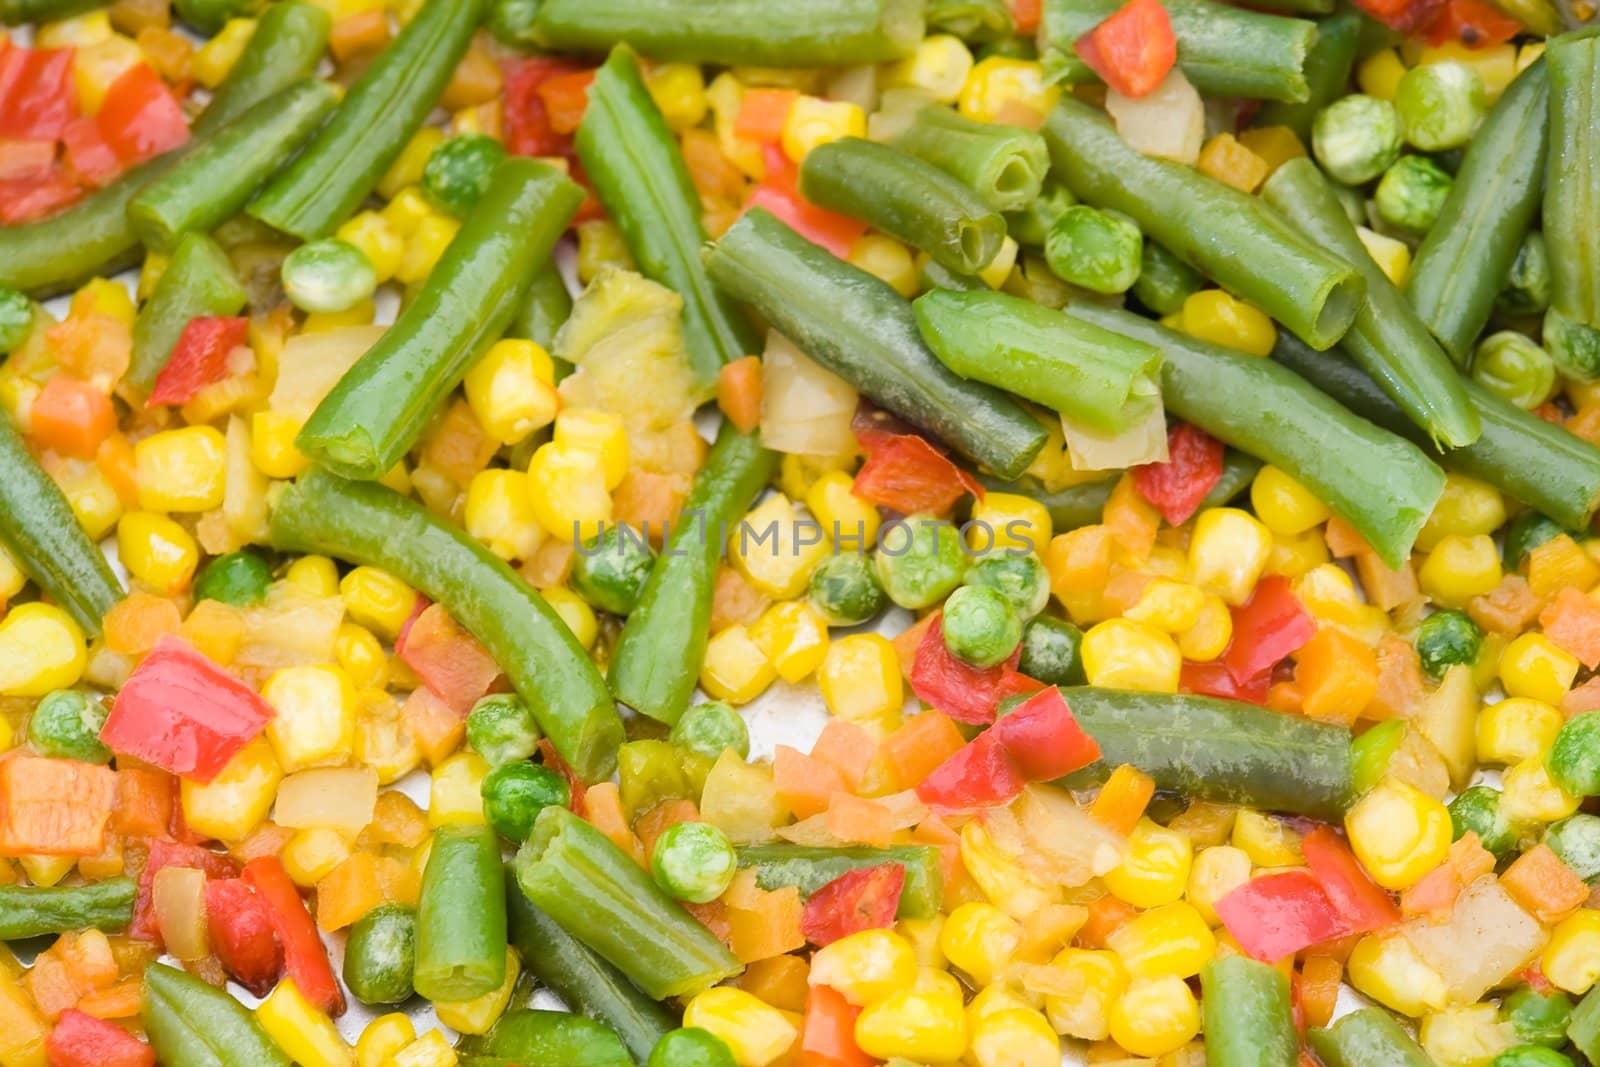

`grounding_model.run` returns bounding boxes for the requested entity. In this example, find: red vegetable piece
[538,738,588,818]
[396,603,502,716]
[745,142,868,259]
[147,316,250,407]
[991,685,1102,780]
[1179,659,1270,705]
[0,167,81,225]
[131,838,240,942]
[503,56,587,158]
[243,856,345,1017]
[915,729,1026,812]
[45,1009,154,1067]
[910,615,1026,725]
[1131,423,1225,526]
[95,64,189,167]
[535,68,595,136]
[798,984,876,1067]
[204,878,283,997]
[0,138,57,183]
[0,43,79,141]
[1300,826,1400,935]
[1423,0,1521,44]
[1350,0,1447,31]
[1222,575,1315,686]
[60,117,122,188]
[850,411,985,517]
[101,635,275,783]
[1214,869,1350,963]
[800,864,906,948]
[1074,0,1178,99]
